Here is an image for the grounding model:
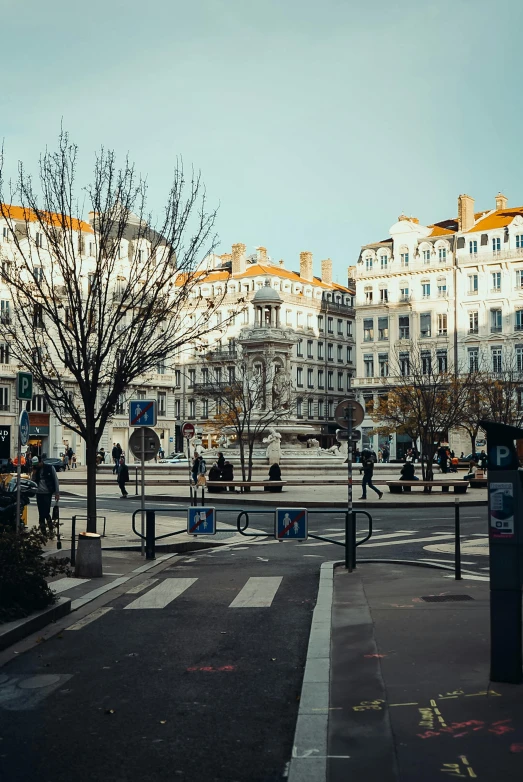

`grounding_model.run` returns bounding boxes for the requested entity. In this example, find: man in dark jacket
[359,449,383,500]
[112,443,122,473]
[117,456,129,497]
[31,455,60,535]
